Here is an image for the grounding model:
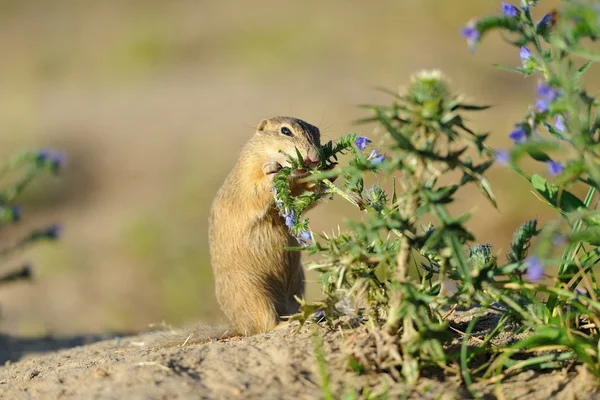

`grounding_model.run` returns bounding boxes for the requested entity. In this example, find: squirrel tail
[130,324,235,348]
